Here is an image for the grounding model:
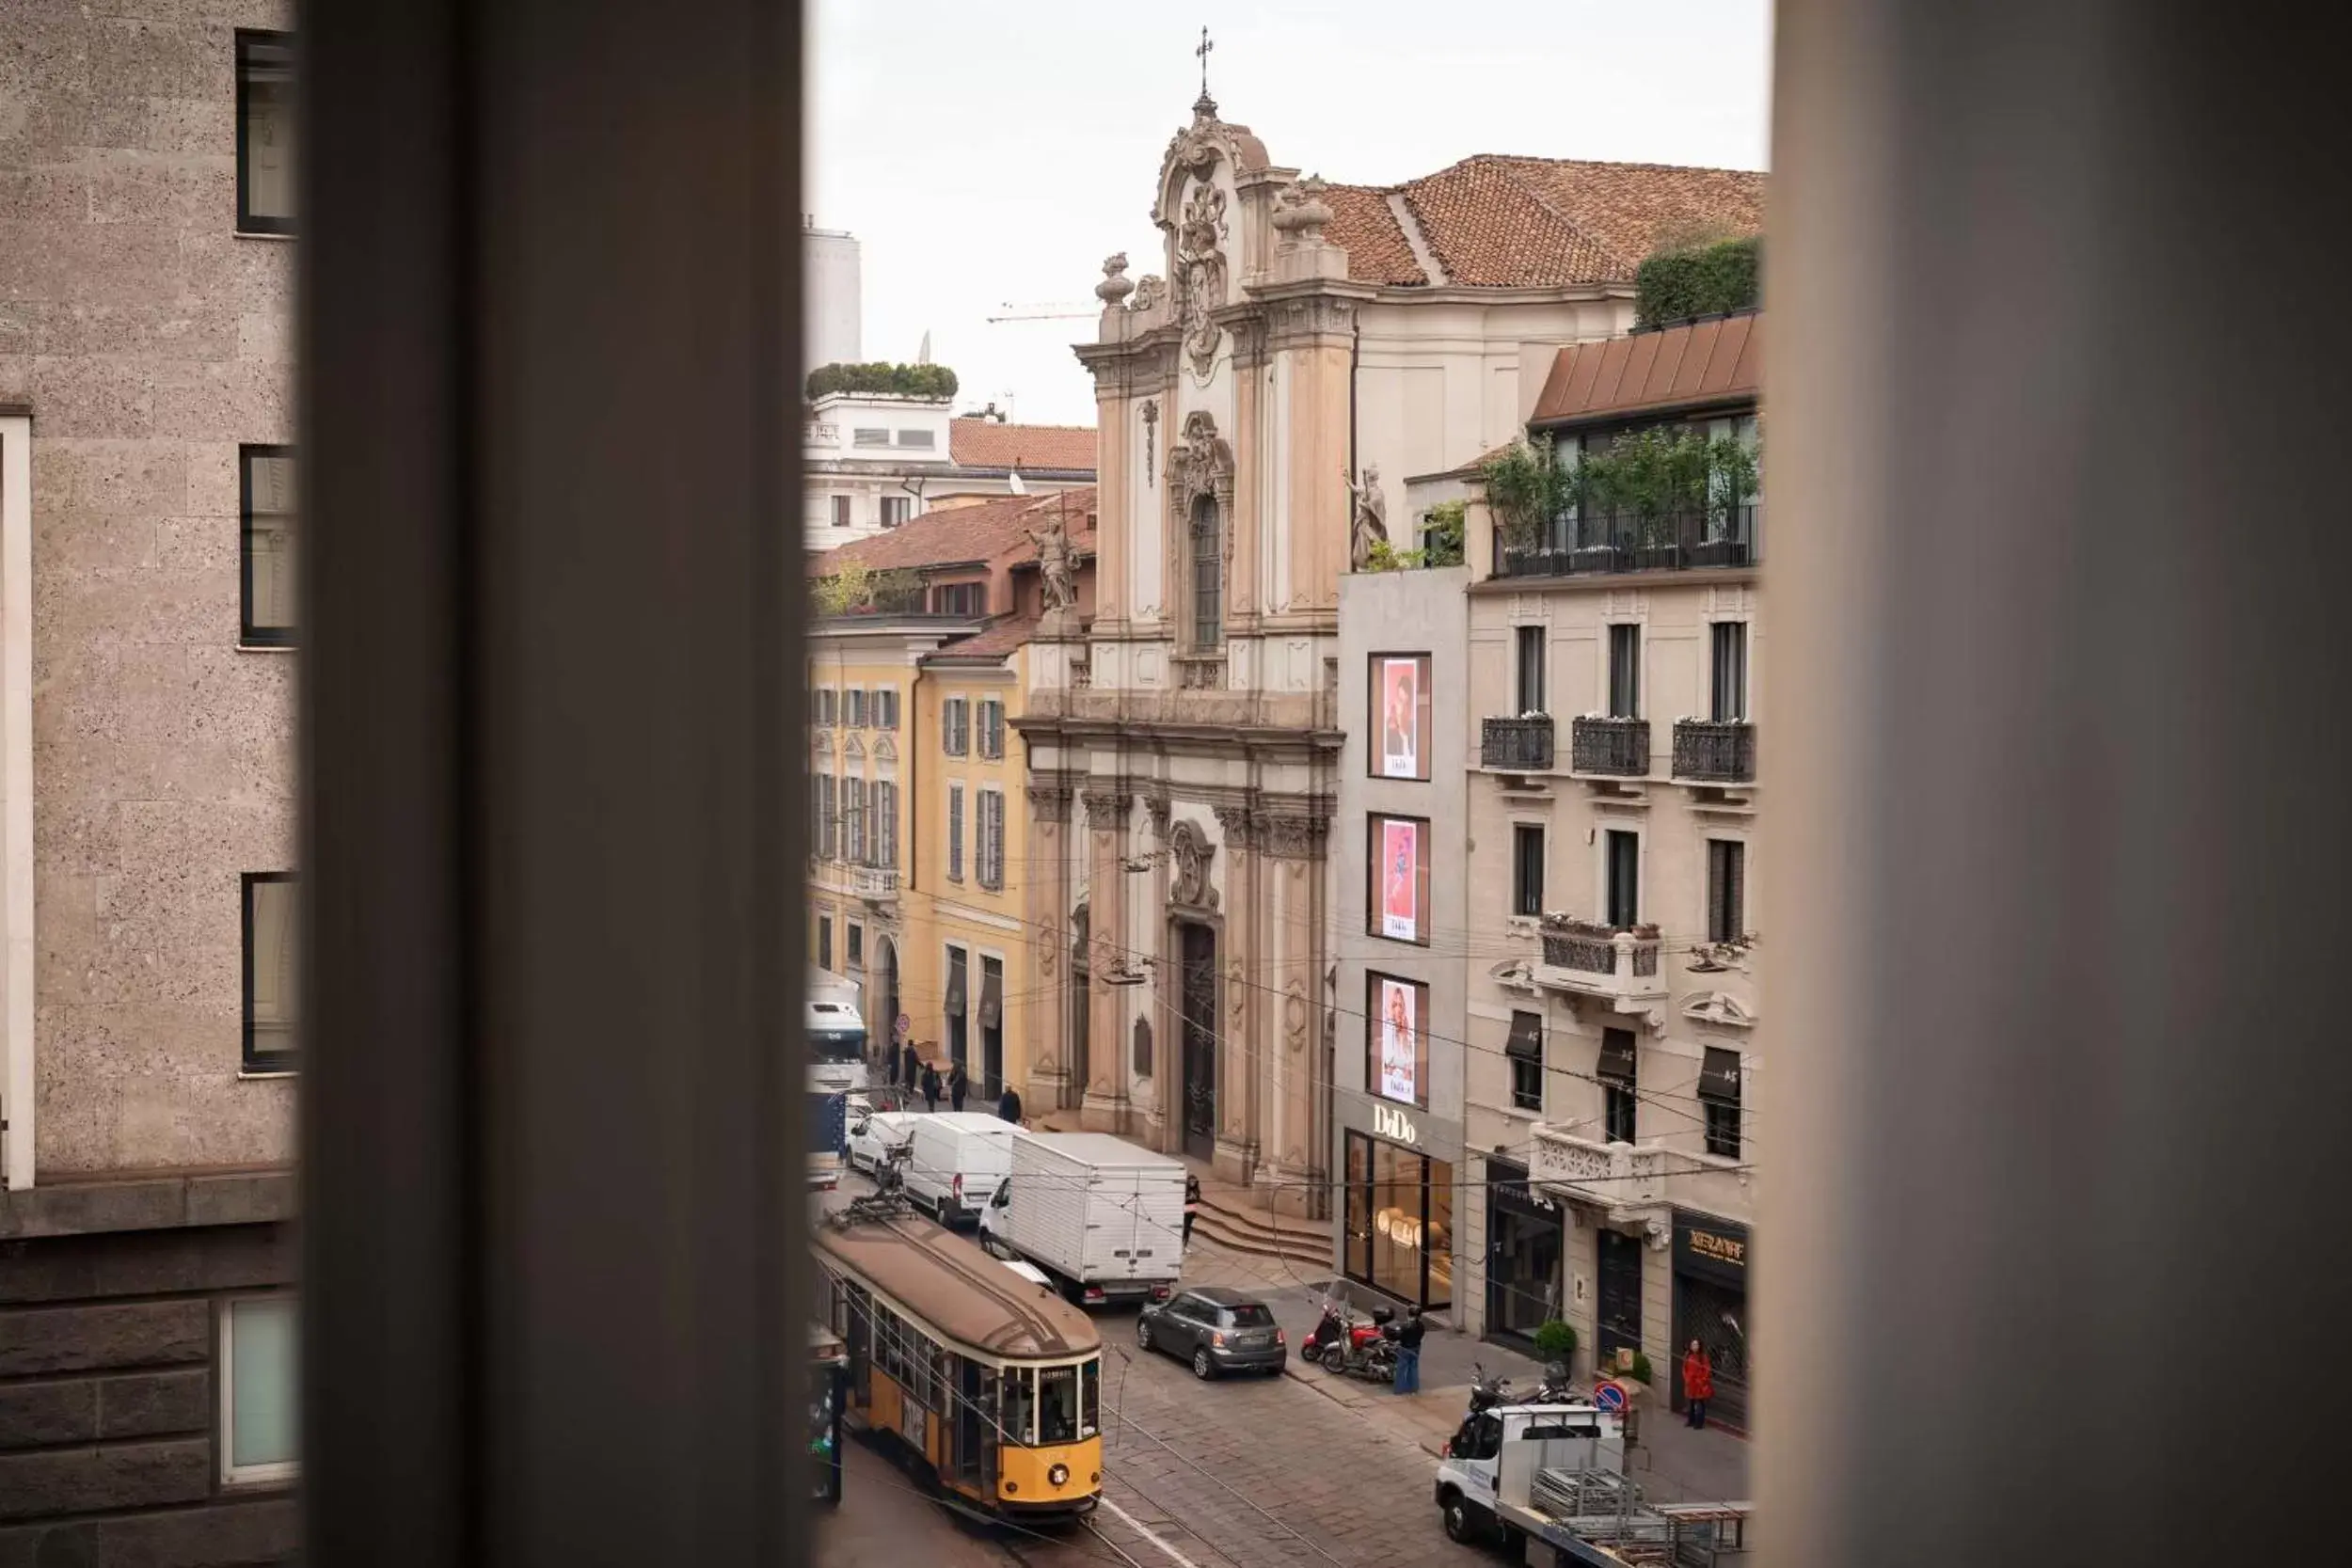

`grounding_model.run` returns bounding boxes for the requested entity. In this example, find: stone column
[1260,804,1331,1221]
[1023,781,1073,1112]
[1212,803,1261,1187]
[1142,788,1175,1154]
[1080,784,1131,1132]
